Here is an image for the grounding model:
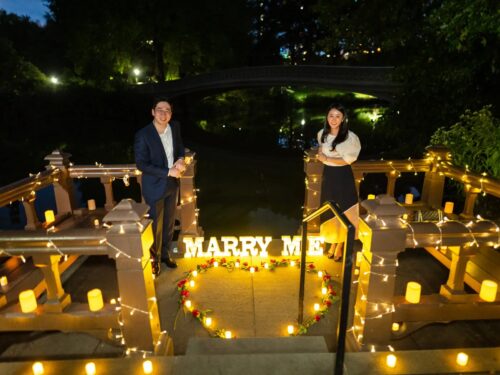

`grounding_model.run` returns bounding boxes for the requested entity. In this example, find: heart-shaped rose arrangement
[175,257,338,338]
